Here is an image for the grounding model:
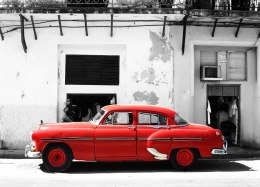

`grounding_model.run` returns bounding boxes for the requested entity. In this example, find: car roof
[102,104,176,117]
